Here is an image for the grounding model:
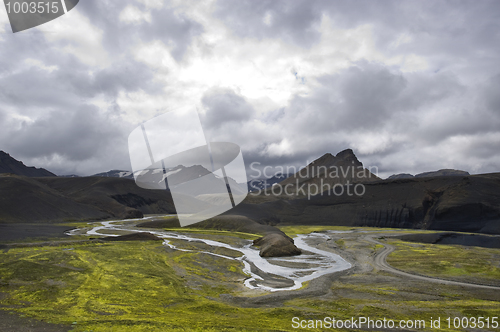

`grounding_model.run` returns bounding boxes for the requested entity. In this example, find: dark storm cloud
[215,0,322,48]
[315,63,407,130]
[273,62,411,138]
[59,59,161,99]
[75,0,203,61]
[0,24,160,106]
[214,0,500,56]
[201,88,255,129]
[4,104,127,161]
[483,74,500,115]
